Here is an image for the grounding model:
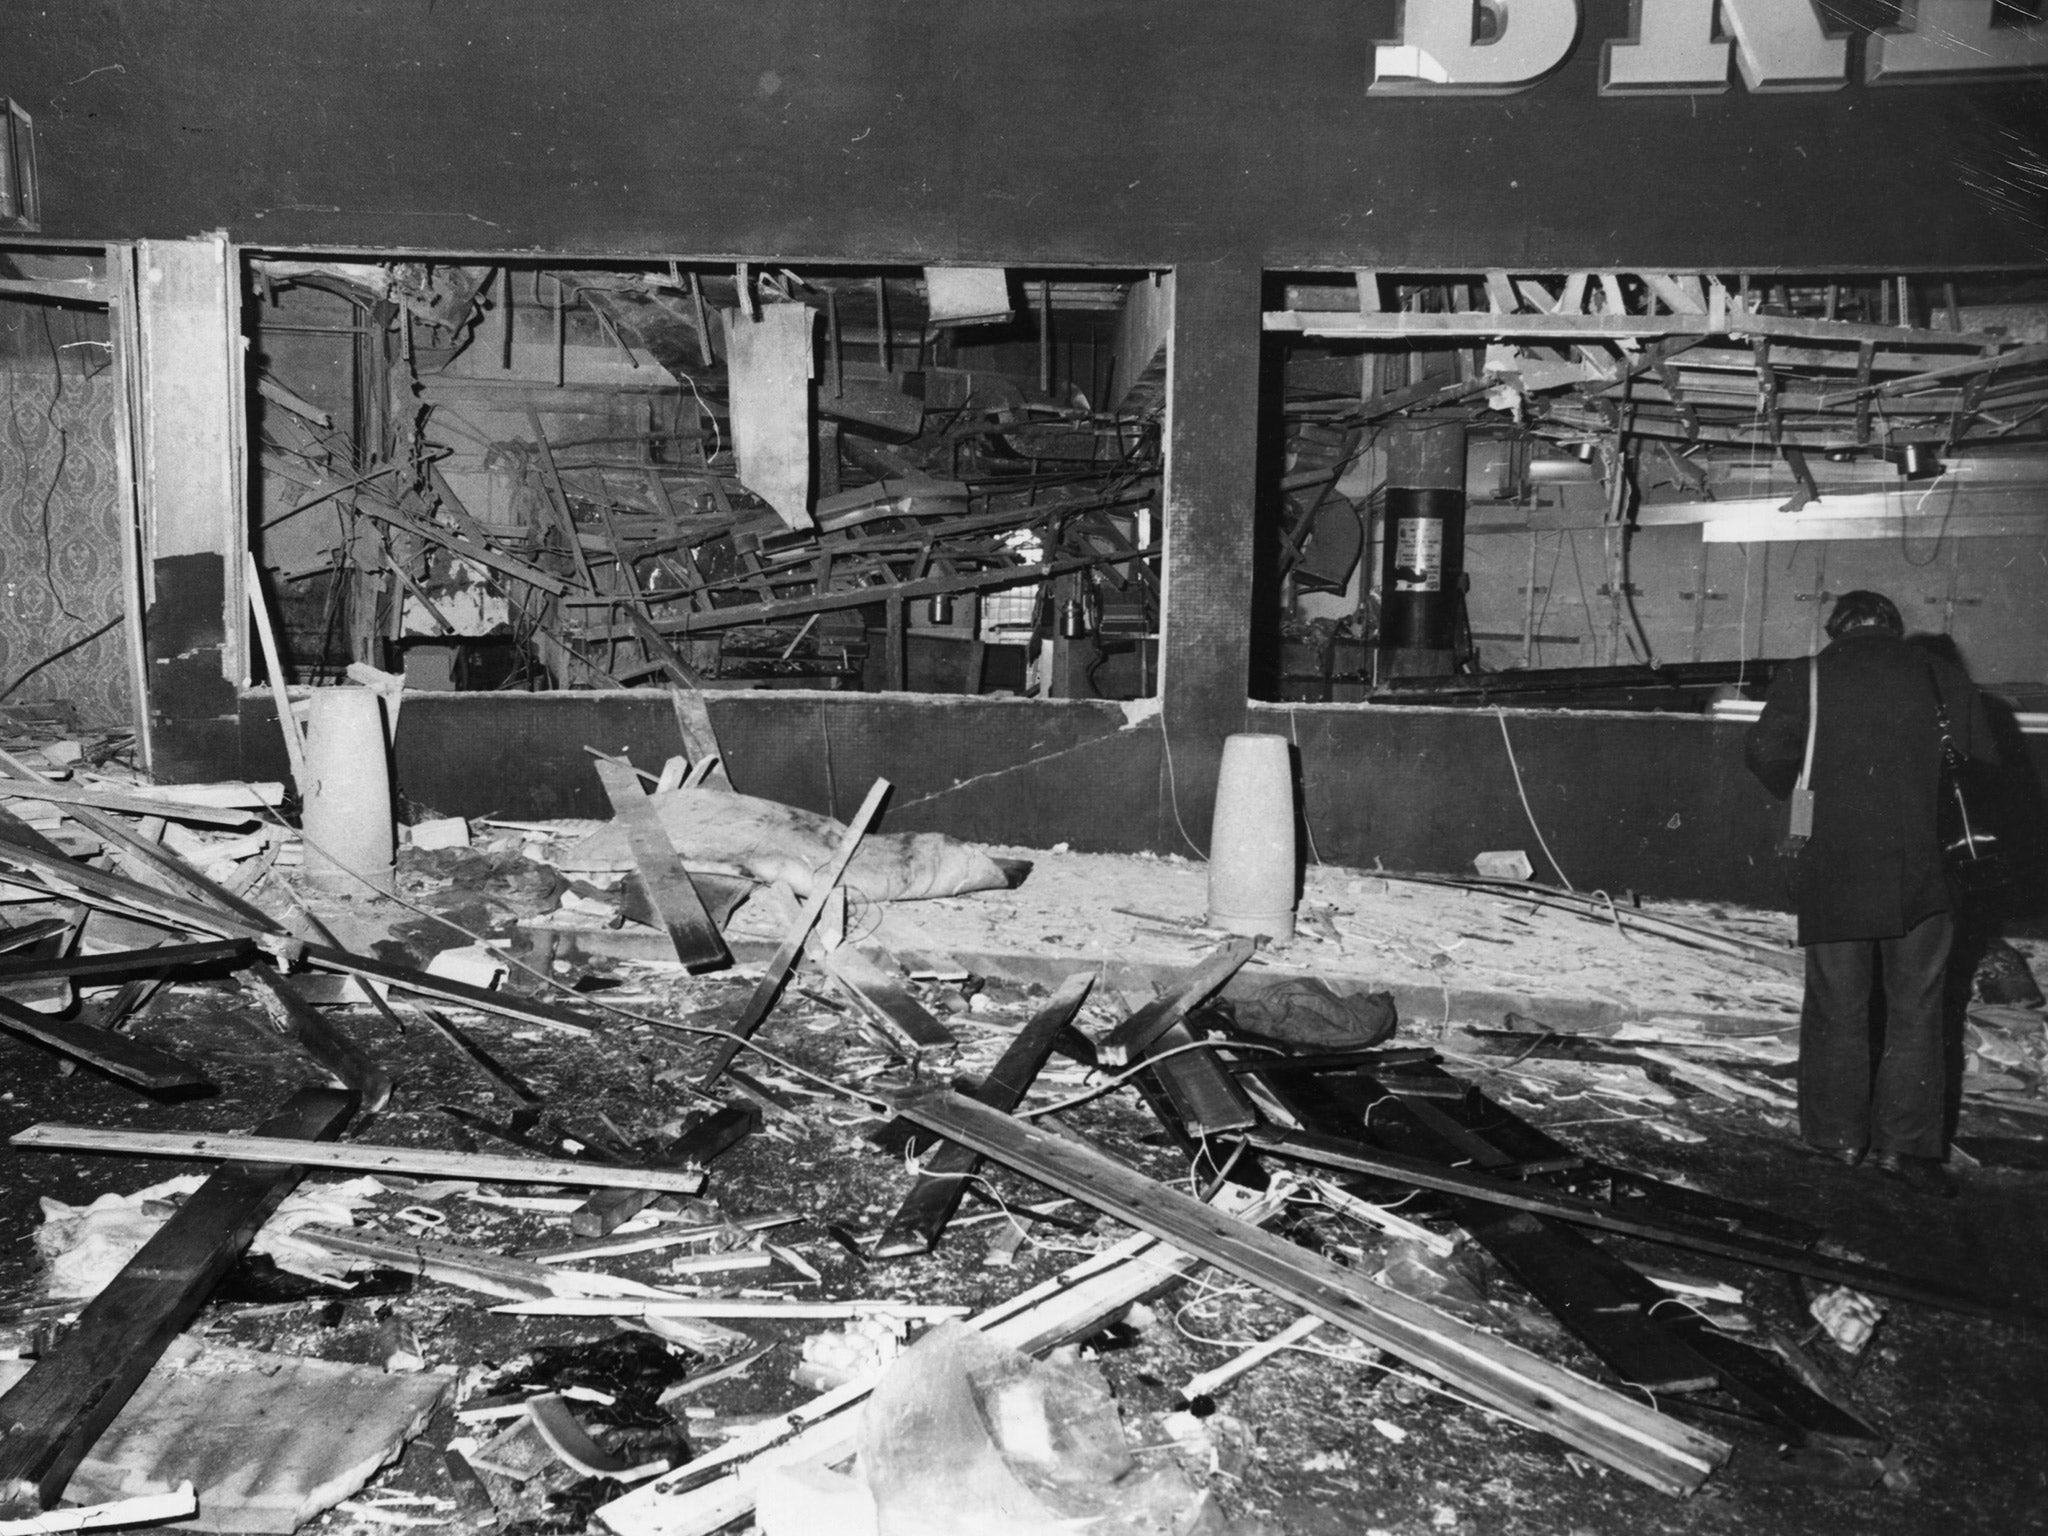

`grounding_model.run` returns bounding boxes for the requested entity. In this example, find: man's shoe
[1802,1143,1864,1167]
[1872,1150,1956,1198]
